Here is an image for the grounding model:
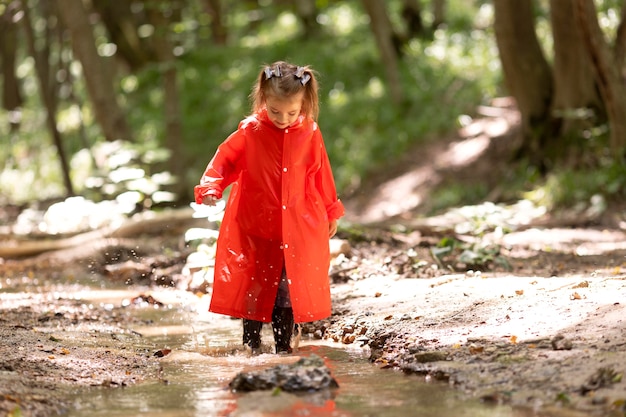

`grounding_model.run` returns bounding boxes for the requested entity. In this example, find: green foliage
[431,235,510,272]
[524,159,625,212]
[164,2,499,195]
[555,392,571,405]
[0,1,501,205]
